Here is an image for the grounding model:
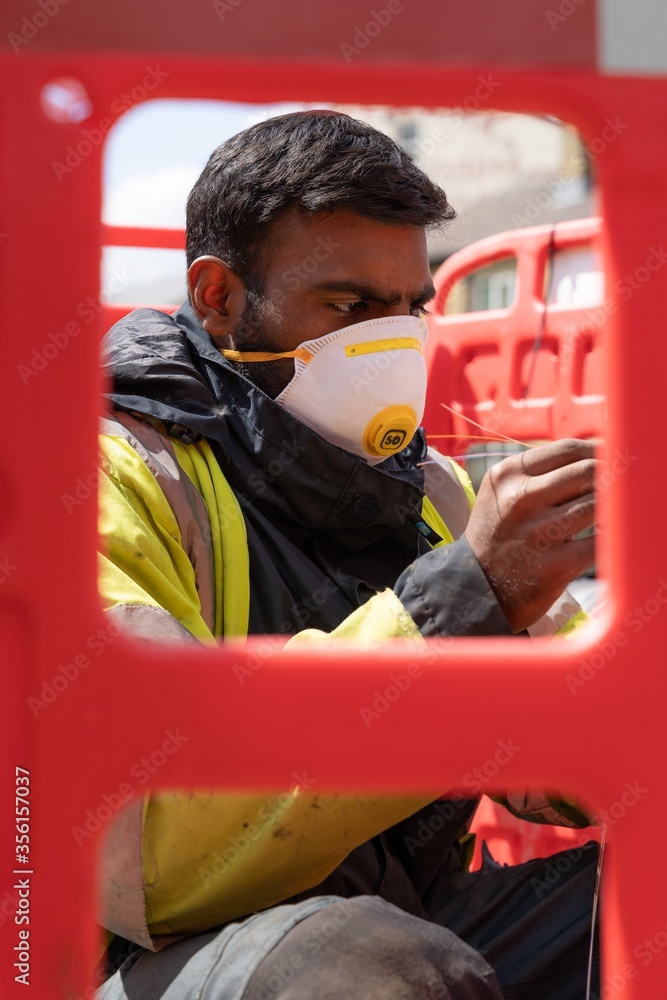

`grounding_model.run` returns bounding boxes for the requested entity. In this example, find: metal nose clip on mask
[220,315,429,465]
